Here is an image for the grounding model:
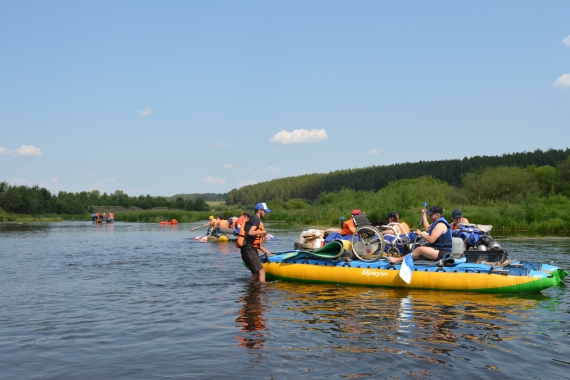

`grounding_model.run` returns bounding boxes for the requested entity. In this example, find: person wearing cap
[383,211,410,235]
[388,205,452,264]
[241,202,272,283]
[202,215,216,227]
[450,209,469,230]
[340,209,361,235]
